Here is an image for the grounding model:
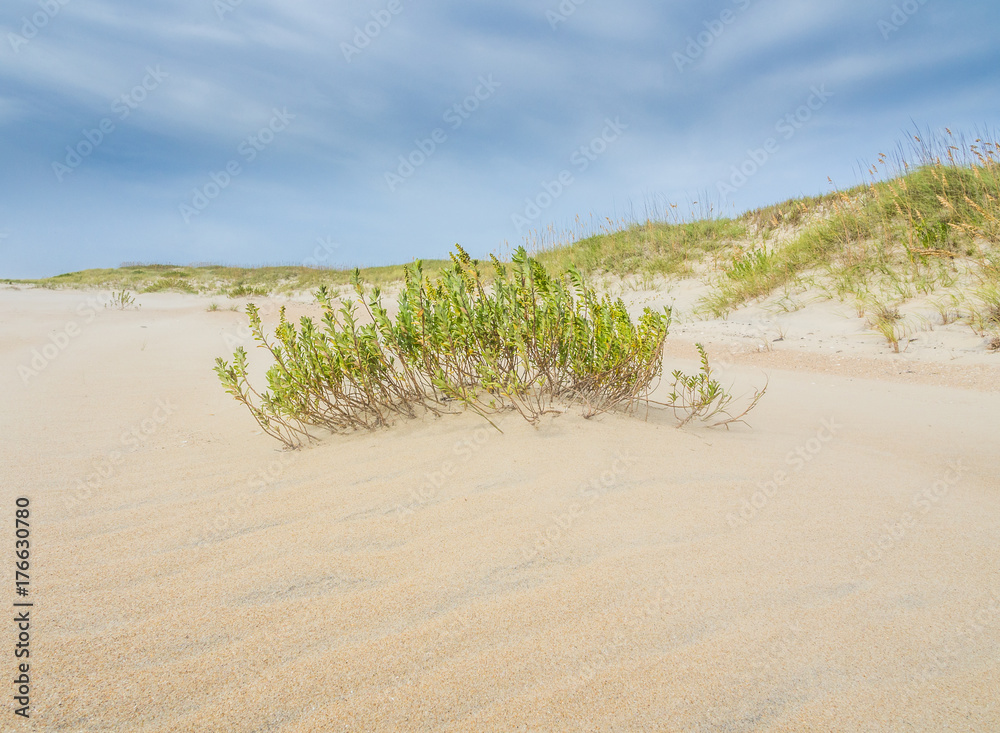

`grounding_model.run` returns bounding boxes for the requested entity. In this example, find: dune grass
[514,134,997,339]
[16,130,999,353]
[532,218,747,279]
[19,260,455,296]
[693,132,1000,335]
